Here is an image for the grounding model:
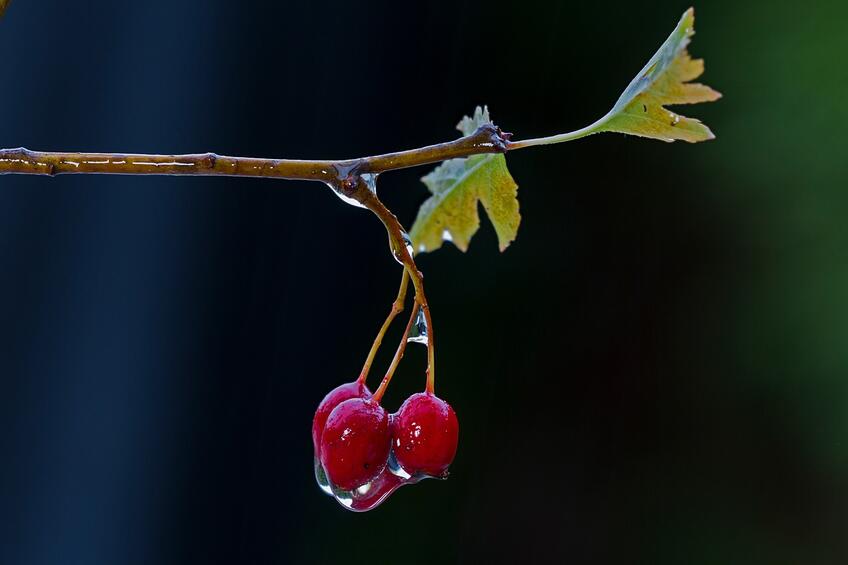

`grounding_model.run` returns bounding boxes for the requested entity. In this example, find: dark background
[1,1,846,563]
